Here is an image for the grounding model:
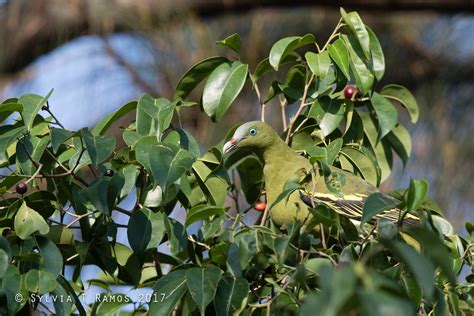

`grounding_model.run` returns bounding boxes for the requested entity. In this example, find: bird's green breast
[261,141,312,227]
